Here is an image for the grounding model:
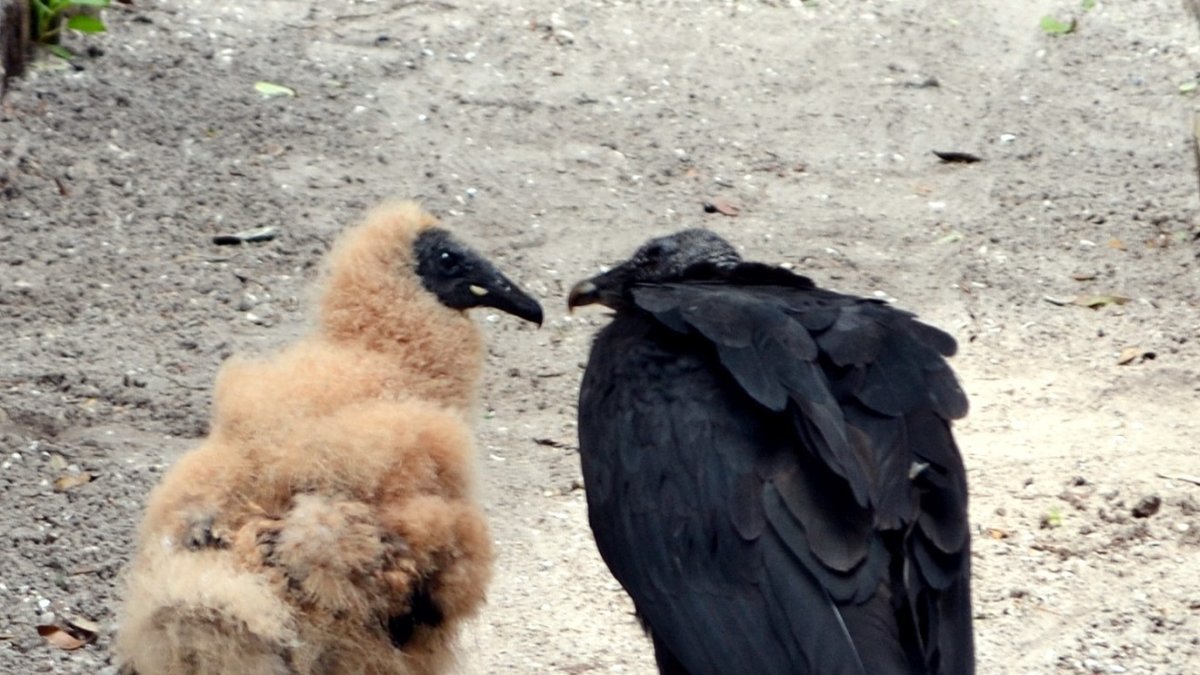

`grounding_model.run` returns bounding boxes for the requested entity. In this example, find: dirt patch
[2,0,1199,673]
